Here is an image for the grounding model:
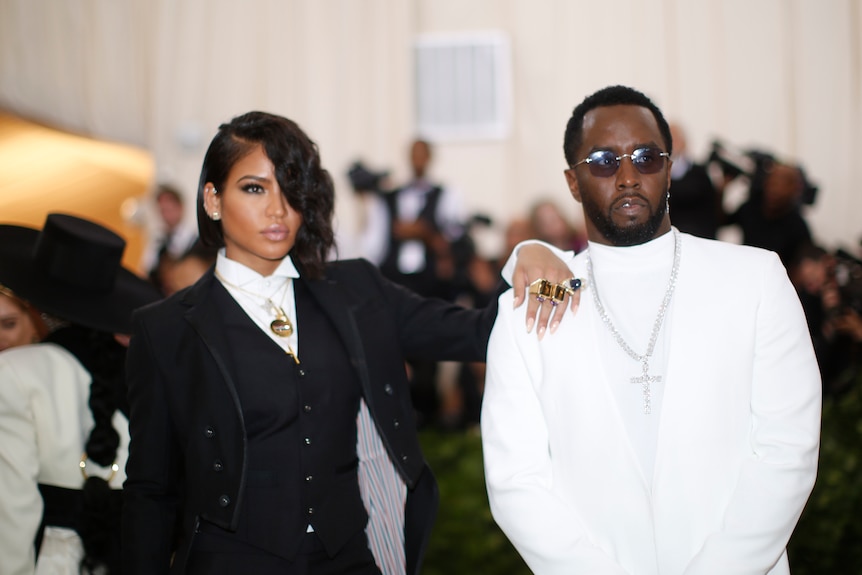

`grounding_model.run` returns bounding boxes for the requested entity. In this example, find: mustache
[611,193,650,209]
